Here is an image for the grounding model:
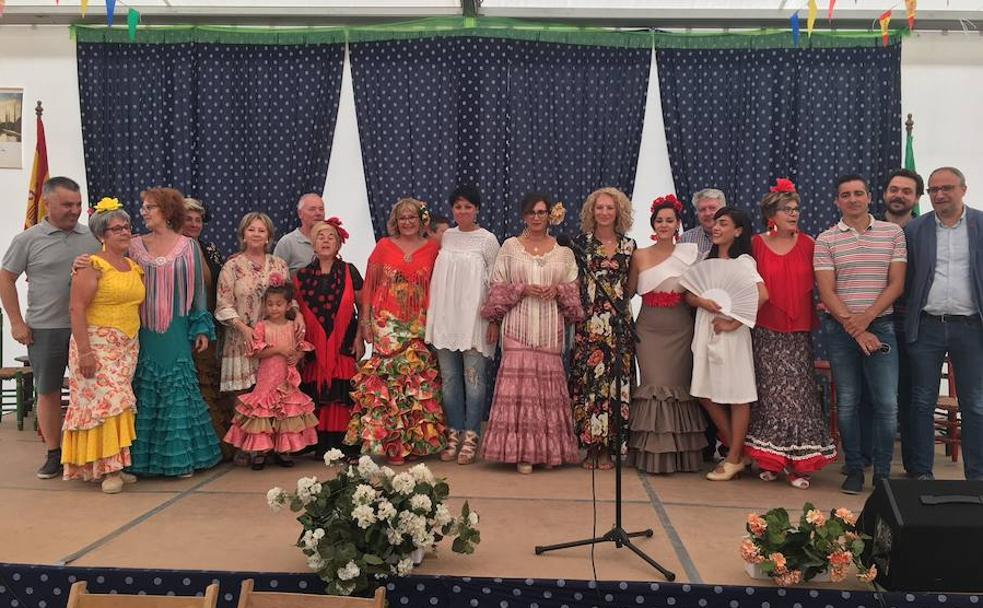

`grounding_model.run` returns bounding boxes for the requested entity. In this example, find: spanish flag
[24,112,49,229]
